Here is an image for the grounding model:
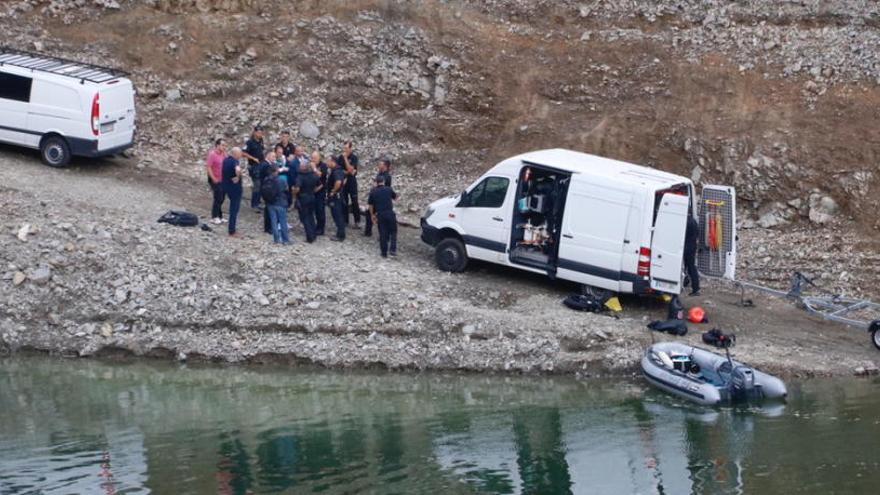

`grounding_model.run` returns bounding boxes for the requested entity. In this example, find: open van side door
[697,185,736,280]
[650,193,689,293]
